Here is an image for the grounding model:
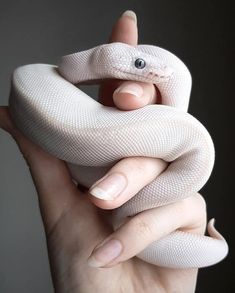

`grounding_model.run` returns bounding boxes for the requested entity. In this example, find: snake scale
[9,42,228,268]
